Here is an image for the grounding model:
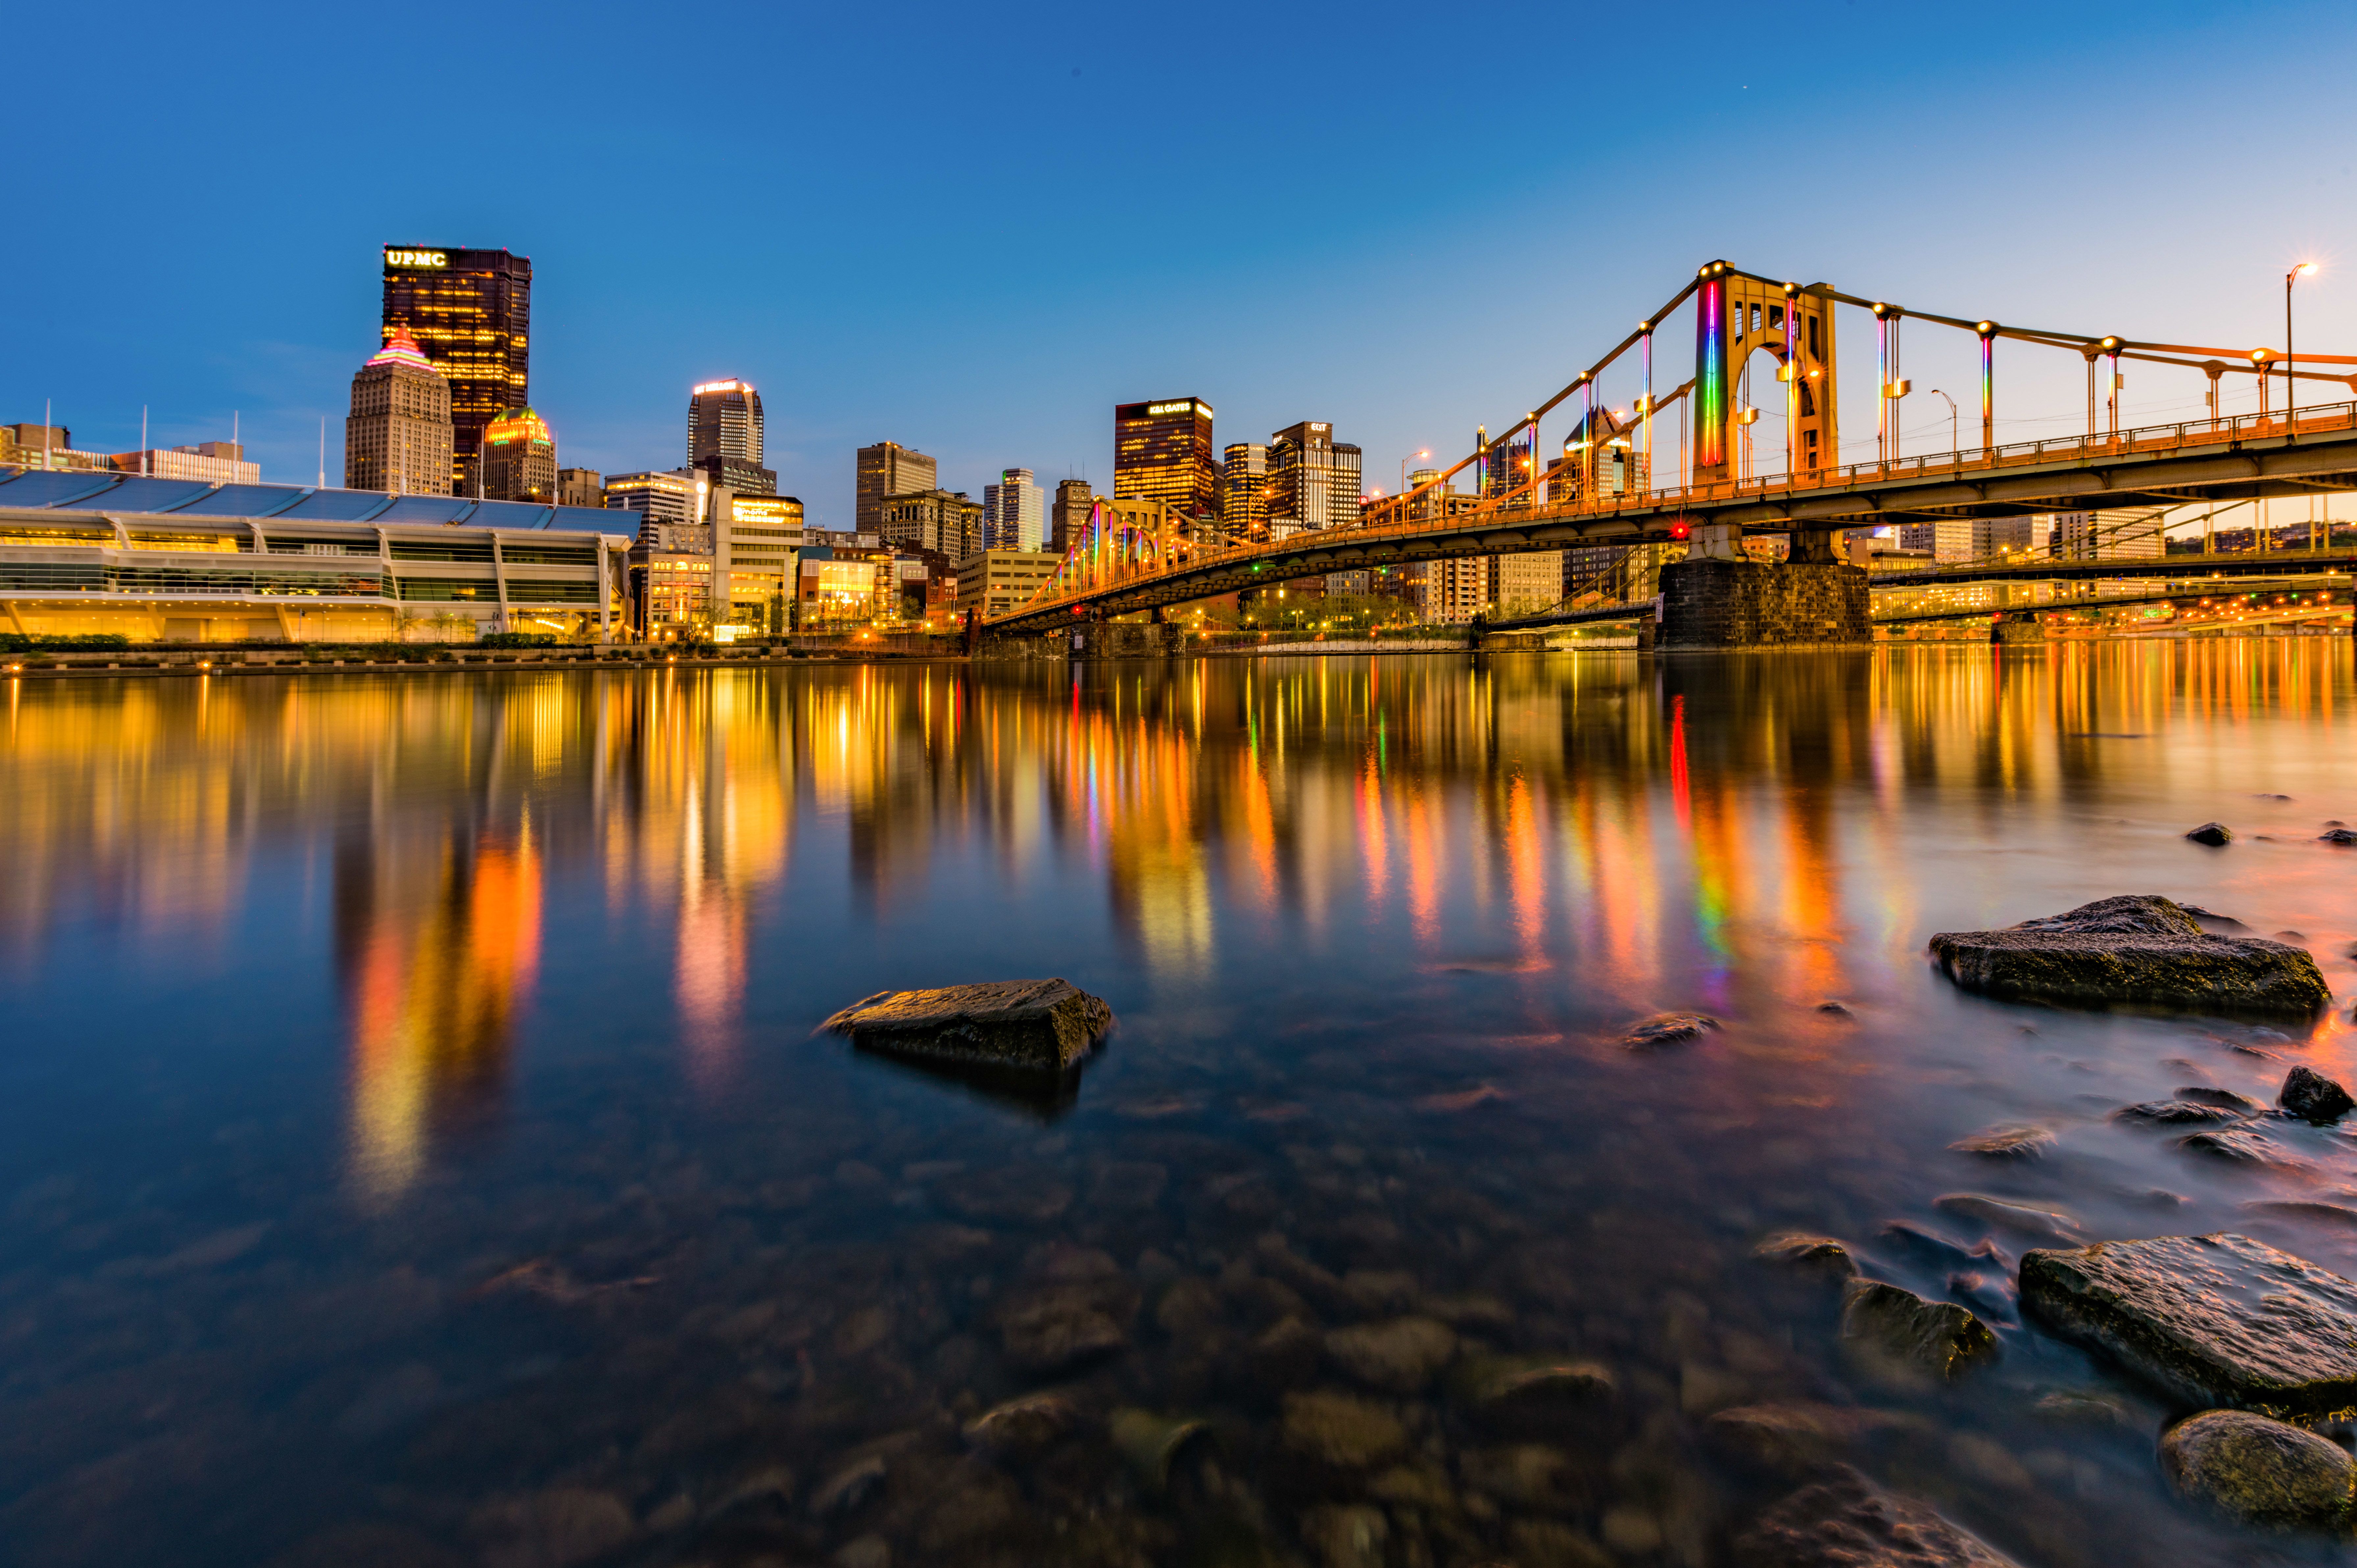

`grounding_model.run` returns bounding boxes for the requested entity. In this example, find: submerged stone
[2160,1409,2356,1531]
[1734,1466,2021,1567]
[1753,1231,1858,1277]
[1879,1221,2004,1272]
[1623,1012,1721,1048]
[2018,1233,2357,1418]
[2185,822,2234,846]
[2114,1099,2245,1125]
[2281,1065,2355,1124]
[1454,1355,1616,1426]
[820,978,1113,1071]
[1948,1124,2054,1159]
[1281,1390,1408,1468]
[2177,1085,2264,1111]
[1926,895,2331,1016]
[963,1392,1084,1460]
[1108,1408,1210,1492]
[1933,1194,2081,1243]
[1840,1280,1998,1381]
[1324,1315,1457,1393]
[2176,1127,2293,1164]
[1703,1403,1913,1478]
